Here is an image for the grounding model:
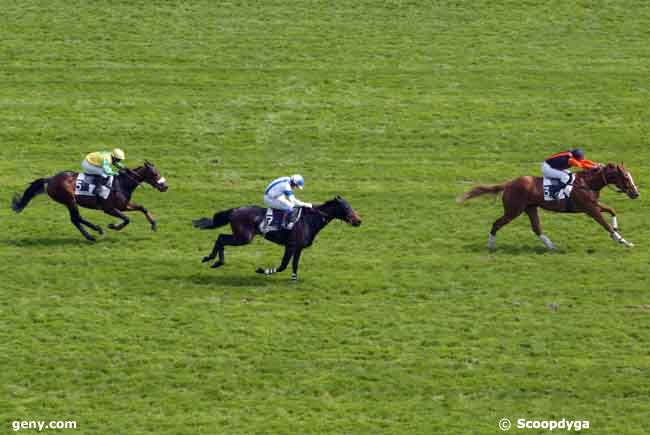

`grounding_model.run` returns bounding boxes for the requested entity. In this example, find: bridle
[594,165,631,195]
[123,166,166,188]
[313,200,354,223]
